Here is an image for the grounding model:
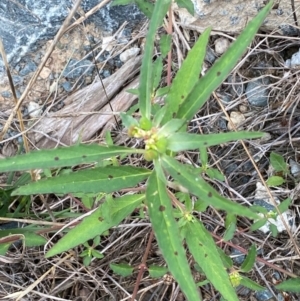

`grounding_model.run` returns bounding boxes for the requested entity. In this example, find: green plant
[2,0,297,300]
